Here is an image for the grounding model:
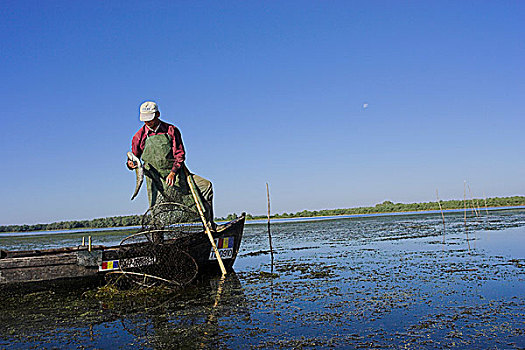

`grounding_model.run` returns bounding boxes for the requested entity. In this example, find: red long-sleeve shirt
[131,120,186,173]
